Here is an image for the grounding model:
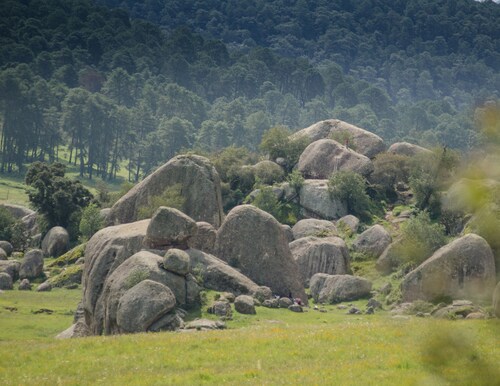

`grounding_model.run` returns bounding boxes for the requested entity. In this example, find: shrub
[25,161,93,238]
[408,148,460,218]
[393,211,447,266]
[253,161,284,185]
[370,153,411,202]
[259,126,310,172]
[79,204,103,241]
[251,186,298,225]
[9,220,29,252]
[0,207,14,241]
[287,169,304,193]
[137,184,186,219]
[329,130,357,151]
[124,267,150,290]
[328,170,372,219]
